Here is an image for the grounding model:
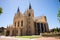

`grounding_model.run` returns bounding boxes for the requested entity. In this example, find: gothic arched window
[28,13,31,16]
[21,21,23,26]
[18,21,19,27]
[15,22,16,27]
